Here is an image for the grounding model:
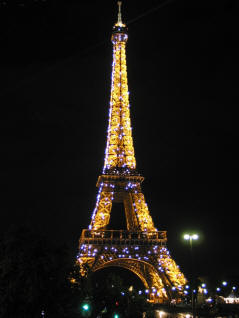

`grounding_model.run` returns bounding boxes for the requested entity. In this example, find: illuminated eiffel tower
[77,2,186,303]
